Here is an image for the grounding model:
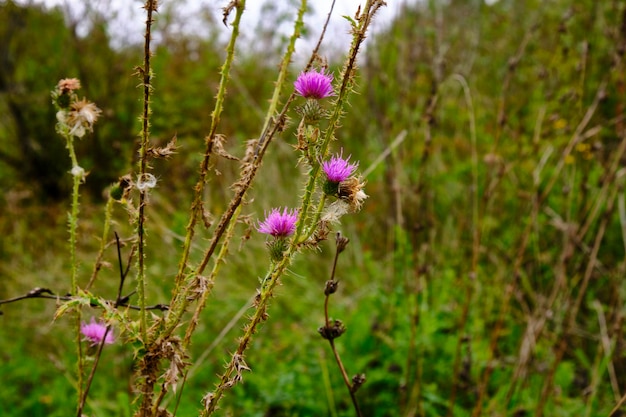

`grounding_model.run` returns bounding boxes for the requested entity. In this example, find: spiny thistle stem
[64,134,85,413]
[136,0,157,344]
[201,248,294,416]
